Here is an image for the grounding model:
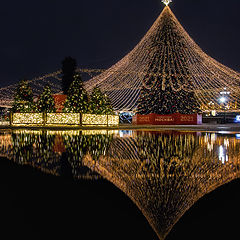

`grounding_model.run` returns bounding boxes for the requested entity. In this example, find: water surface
[0,129,240,239]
